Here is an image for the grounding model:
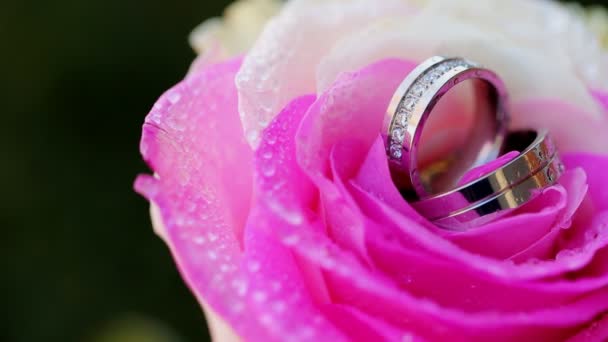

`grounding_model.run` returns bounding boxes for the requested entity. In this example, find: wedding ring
[413,130,564,230]
[384,56,509,198]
